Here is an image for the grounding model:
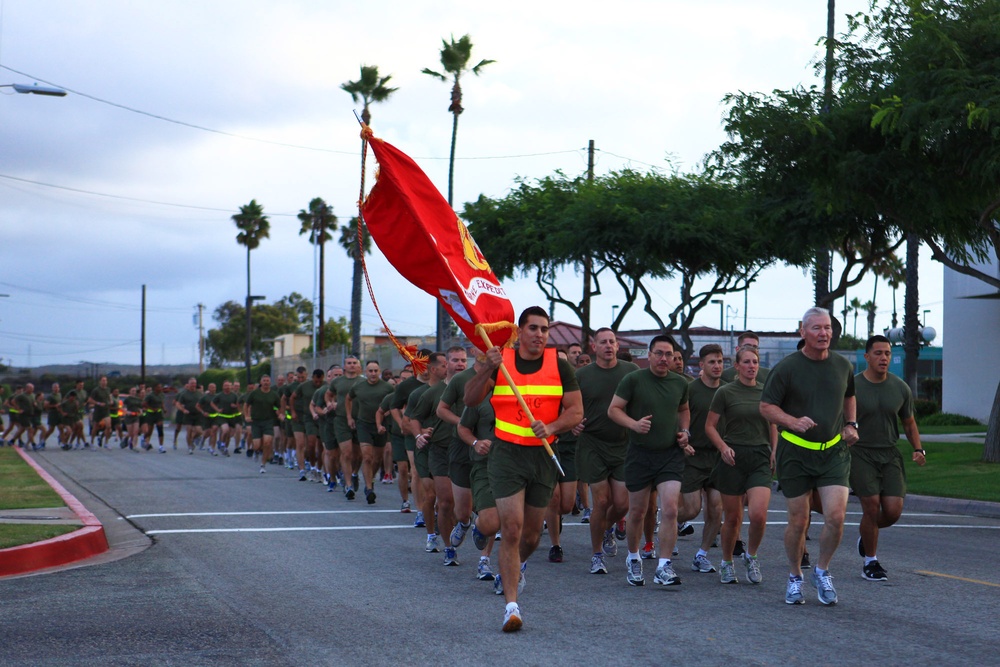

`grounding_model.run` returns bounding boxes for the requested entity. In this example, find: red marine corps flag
[358,125,517,361]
